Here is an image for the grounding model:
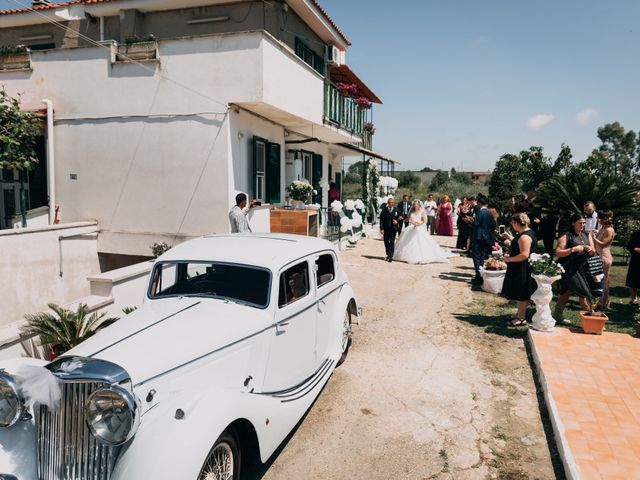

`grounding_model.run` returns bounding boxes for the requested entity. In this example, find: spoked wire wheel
[199,432,239,480]
[338,309,352,366]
